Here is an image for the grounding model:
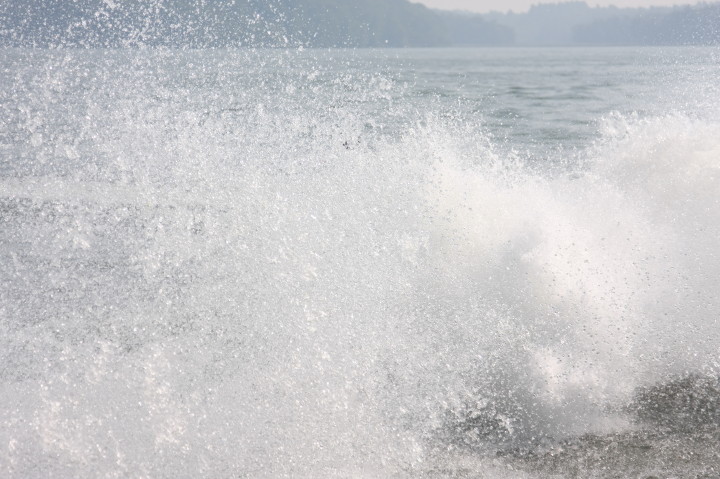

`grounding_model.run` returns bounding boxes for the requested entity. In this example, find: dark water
[1,47,720,478]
